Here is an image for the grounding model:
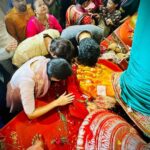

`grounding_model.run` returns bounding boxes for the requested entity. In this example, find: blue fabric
[120,0,150,116]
